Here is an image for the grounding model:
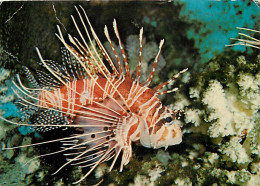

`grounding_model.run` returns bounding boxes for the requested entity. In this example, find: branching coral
[175,54,260,185]
[184,54,259,139]
[220,136,252,168]
[202,80,236,138]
